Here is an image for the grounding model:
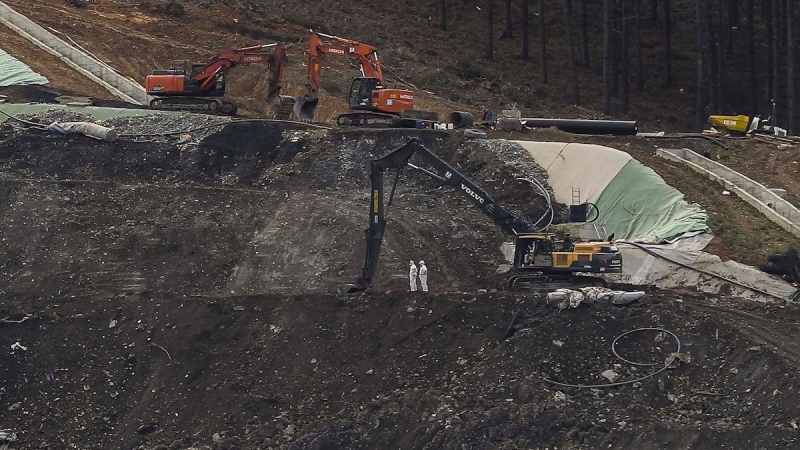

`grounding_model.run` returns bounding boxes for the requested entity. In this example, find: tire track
[686,300,800,368]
